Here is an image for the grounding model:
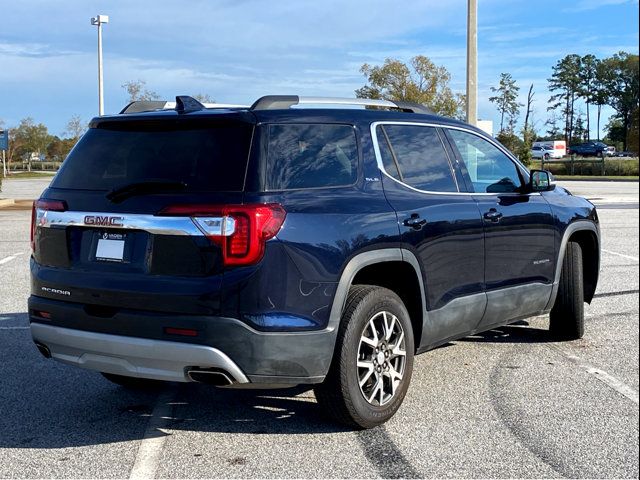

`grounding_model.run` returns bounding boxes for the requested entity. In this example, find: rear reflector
[229,215,249,256]
[34,310,52,320]
[164,327,198,337]
[157,203,286,267]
